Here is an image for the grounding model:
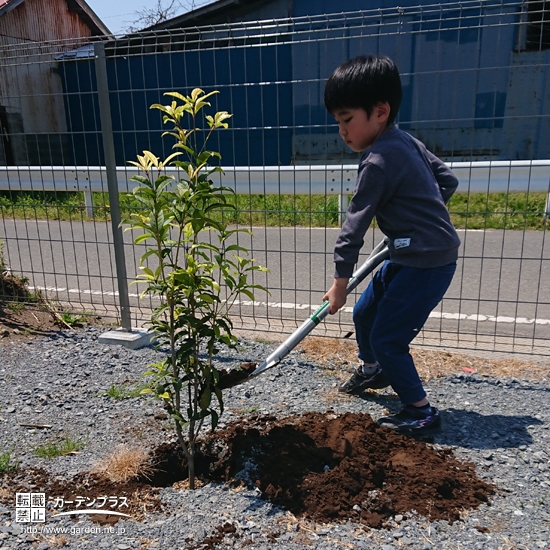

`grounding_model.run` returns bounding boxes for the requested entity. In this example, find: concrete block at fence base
[98,328,155,350]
